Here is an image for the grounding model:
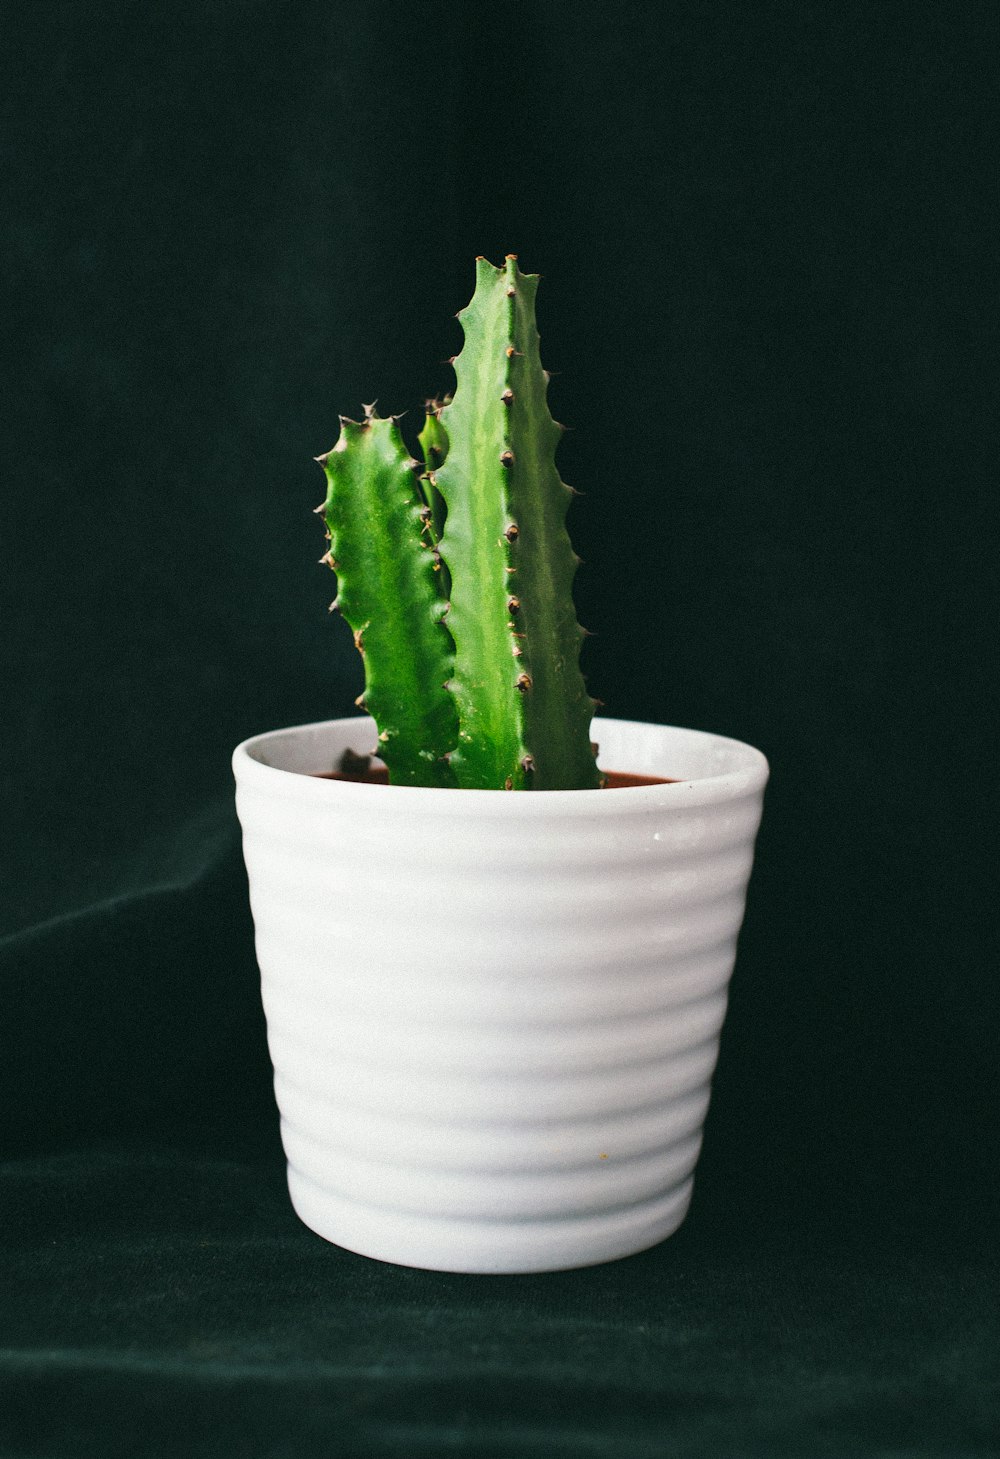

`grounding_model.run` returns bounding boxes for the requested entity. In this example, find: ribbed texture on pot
[234,716,768,1273]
